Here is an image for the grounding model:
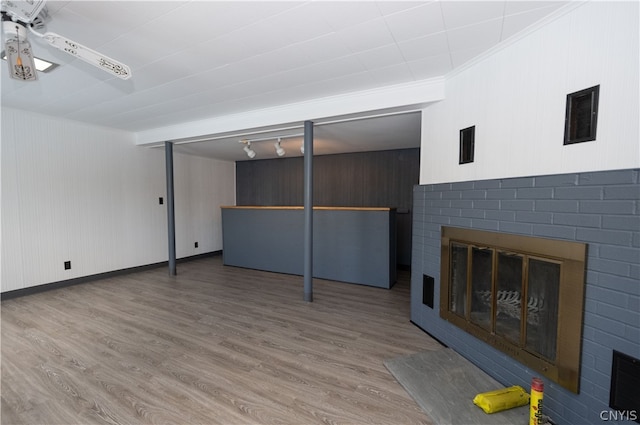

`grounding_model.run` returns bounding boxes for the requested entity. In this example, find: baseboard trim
[1,251,222,300]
